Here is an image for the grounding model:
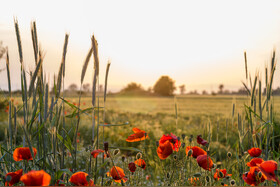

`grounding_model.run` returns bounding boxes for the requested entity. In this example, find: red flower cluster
[244,158,280,185]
